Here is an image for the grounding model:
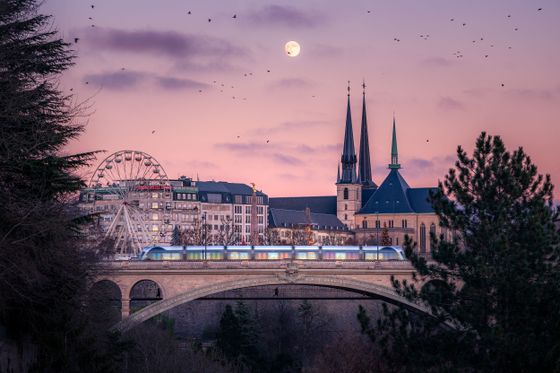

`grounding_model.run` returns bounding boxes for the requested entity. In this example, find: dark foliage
[0,1,125,371]
[359,132,560,372]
